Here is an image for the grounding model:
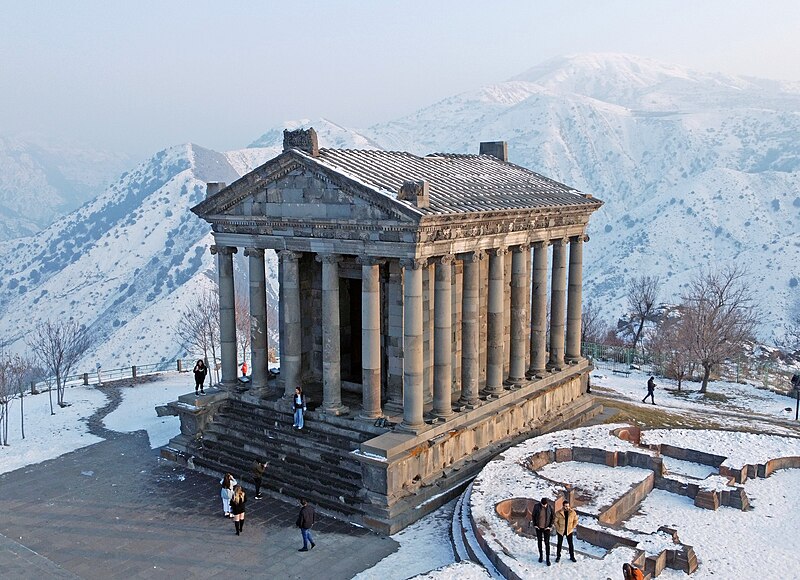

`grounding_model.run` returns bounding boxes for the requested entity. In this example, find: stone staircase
[174,395,378,519]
